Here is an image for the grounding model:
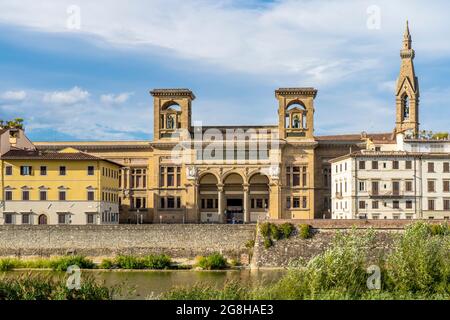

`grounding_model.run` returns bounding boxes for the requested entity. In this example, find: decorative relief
[186,166,198,180]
